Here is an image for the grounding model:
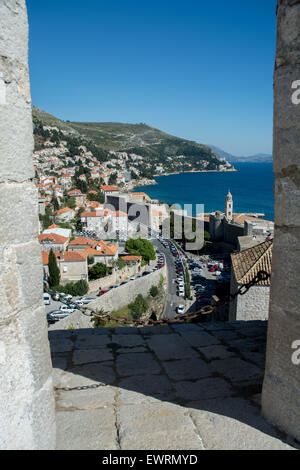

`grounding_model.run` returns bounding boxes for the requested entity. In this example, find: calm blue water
[134,162,274,221]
